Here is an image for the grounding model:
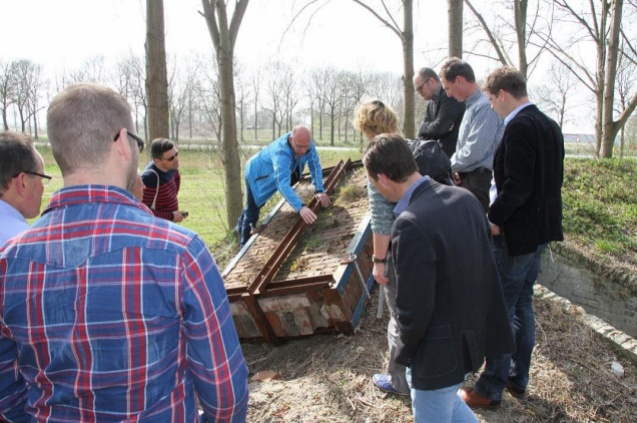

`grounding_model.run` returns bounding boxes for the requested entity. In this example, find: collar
[504,102,533,126]
[393,175,431,217]
[0,199,27,224]
[42,185,151,216]
[465,88,483,106]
